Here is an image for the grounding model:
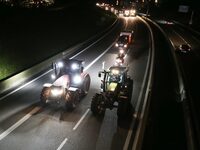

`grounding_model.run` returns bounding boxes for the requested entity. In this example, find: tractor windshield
[107,73,122,83]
